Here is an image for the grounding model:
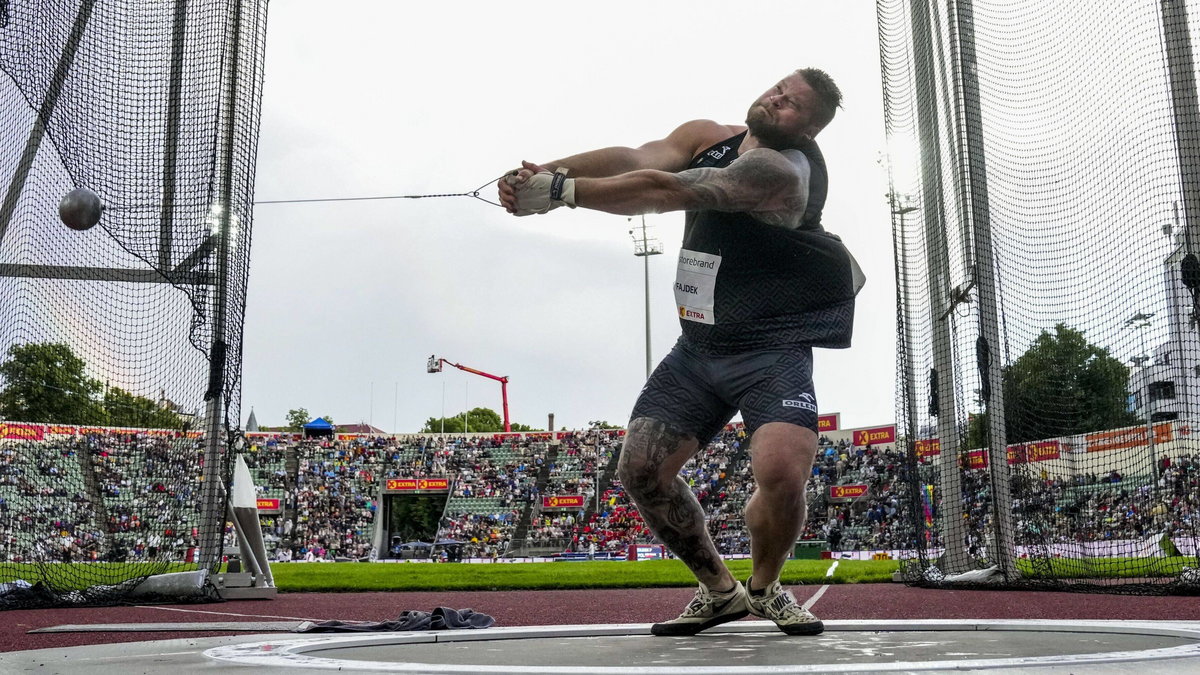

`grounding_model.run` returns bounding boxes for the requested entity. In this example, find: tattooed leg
[618,417,734,590]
